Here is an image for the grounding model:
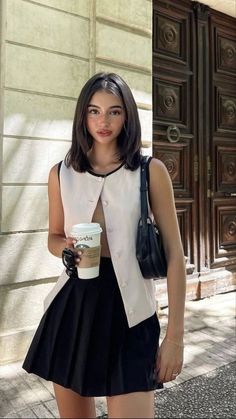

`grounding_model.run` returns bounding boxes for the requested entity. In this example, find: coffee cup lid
[71,223,102,236]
